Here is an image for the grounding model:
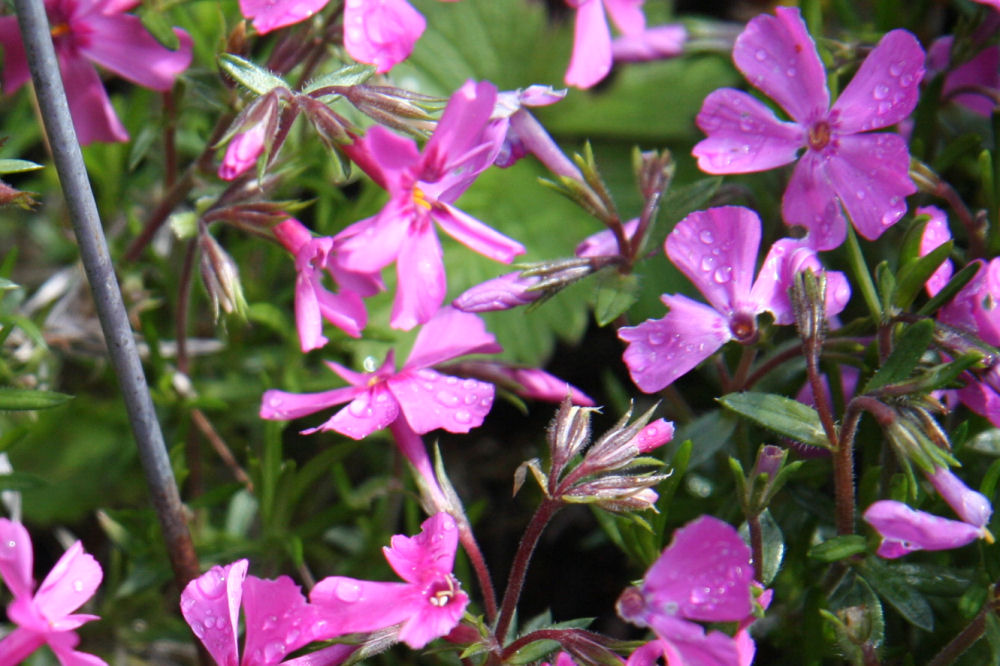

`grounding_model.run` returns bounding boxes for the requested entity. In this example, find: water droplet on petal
[264,642,286,662]
[436,391,460,407]
[699,229,715,244]
[73,580,84,593]
[873,84,889,100]
[700,255,717,272]
[455,410,471,424]
[196,571,227,599]
[285,628,301,645]
[754,49,766,61]
[785,66,797,77]
[335,580,362,603]
[889,61,904,77]
[713,266,732,284]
